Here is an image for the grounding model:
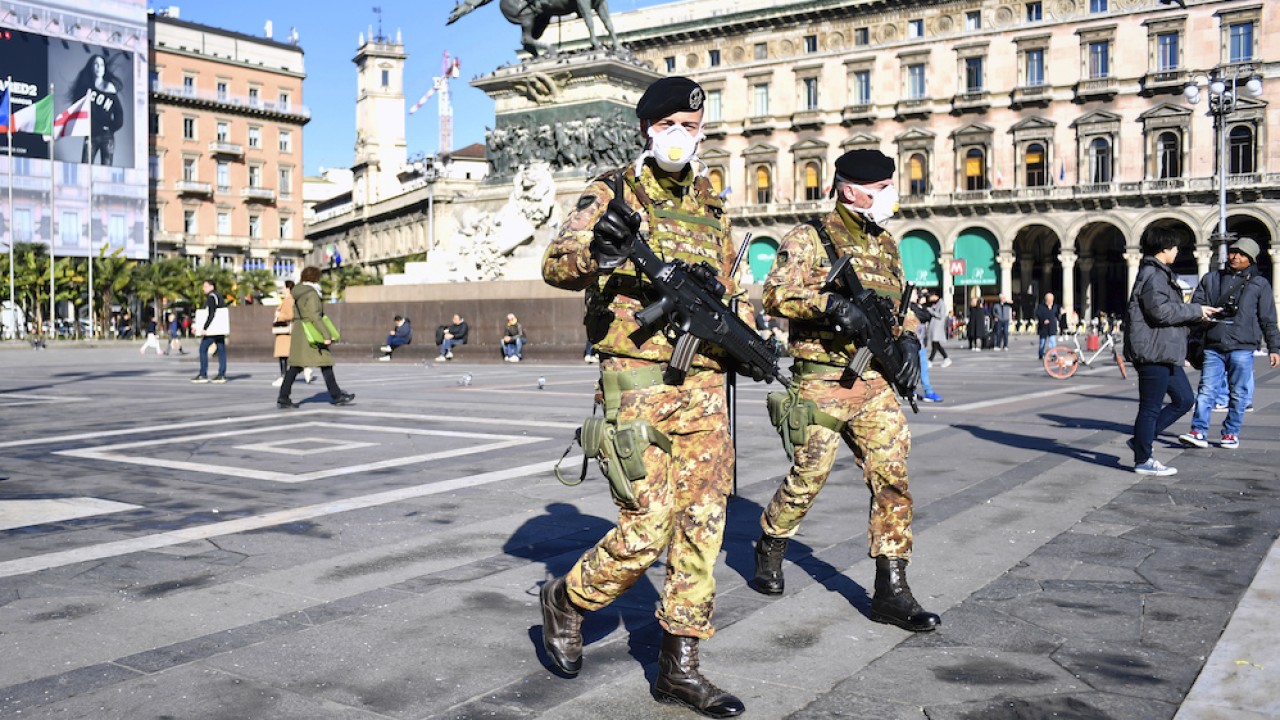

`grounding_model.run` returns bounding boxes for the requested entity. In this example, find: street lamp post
[1183,65,1264,269]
